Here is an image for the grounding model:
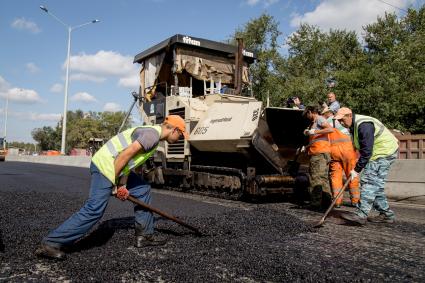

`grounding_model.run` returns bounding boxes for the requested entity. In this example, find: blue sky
[1,0,423,143]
